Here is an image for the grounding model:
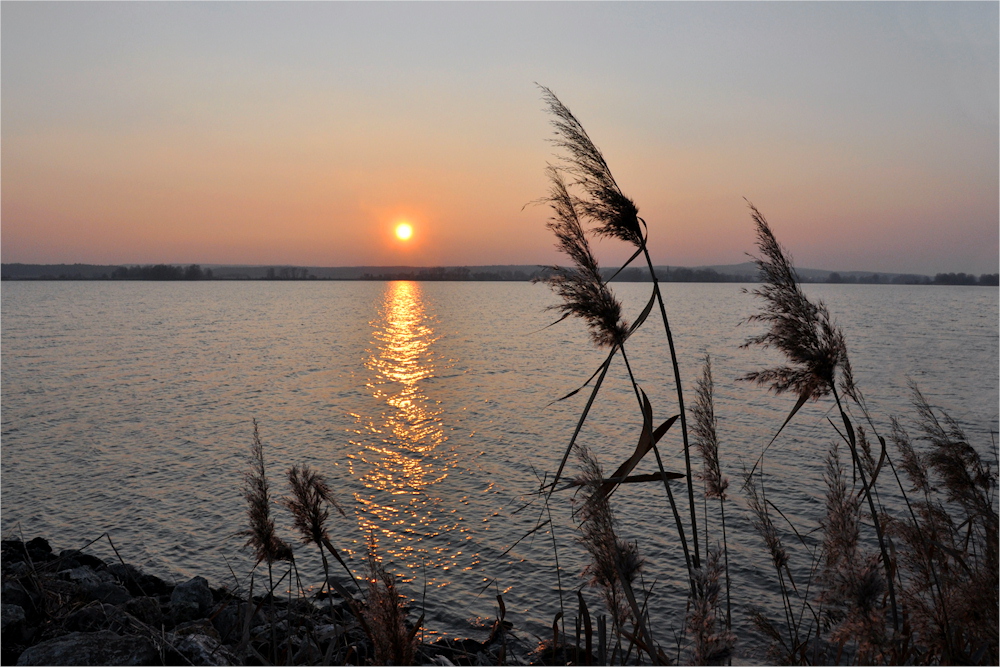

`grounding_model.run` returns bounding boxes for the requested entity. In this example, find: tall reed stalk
[539,86,701,577]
